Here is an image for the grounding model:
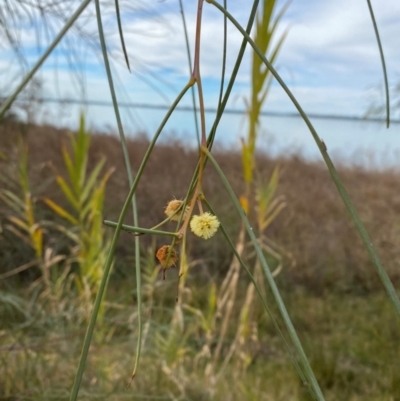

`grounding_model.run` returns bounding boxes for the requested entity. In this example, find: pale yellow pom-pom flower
[164,199,188,221]
[190,212,220,240]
